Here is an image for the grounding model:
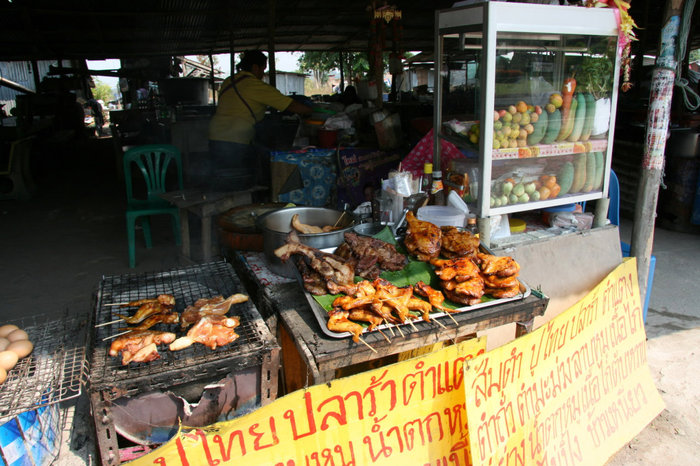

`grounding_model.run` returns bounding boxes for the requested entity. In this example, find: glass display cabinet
[433,2,620,245]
